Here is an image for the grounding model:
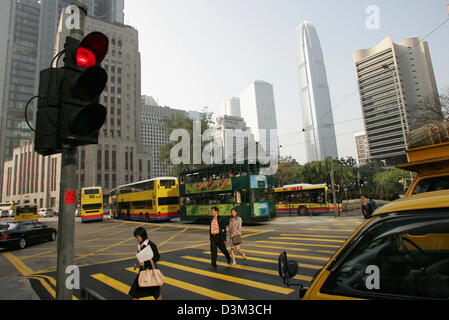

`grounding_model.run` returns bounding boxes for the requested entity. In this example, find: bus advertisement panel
[274,184,342,216]
[110,178,180,222]
[179,164,272,224]
[81,187,104,223]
